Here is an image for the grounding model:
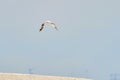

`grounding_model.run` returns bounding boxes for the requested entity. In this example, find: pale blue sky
[0,0,120,80]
